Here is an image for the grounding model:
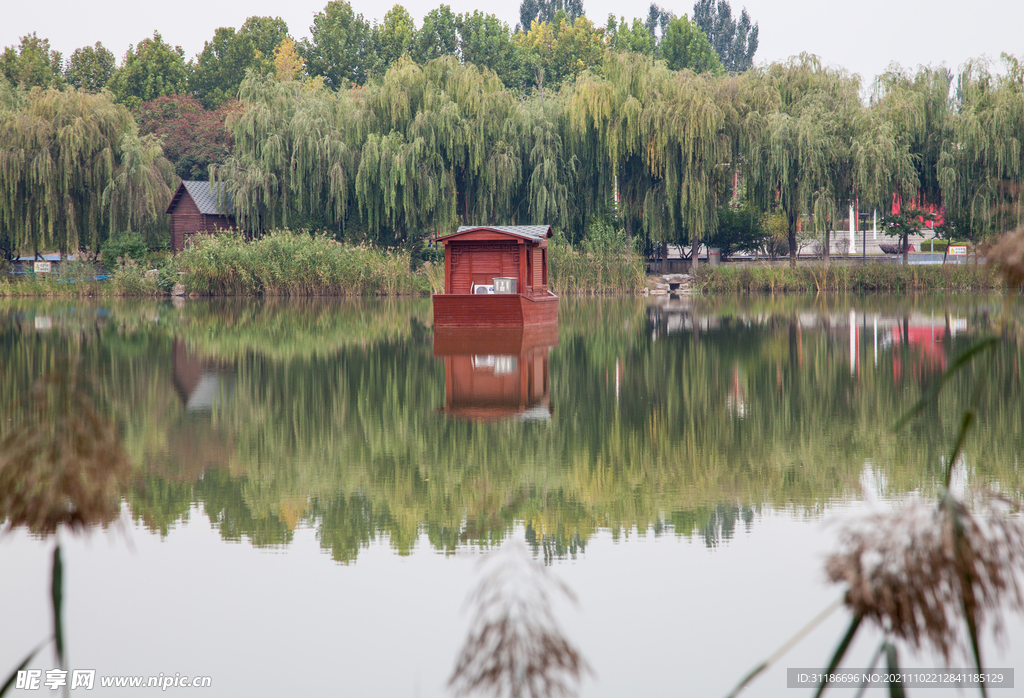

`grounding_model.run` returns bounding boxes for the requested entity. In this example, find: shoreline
[2,262,1009,298]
